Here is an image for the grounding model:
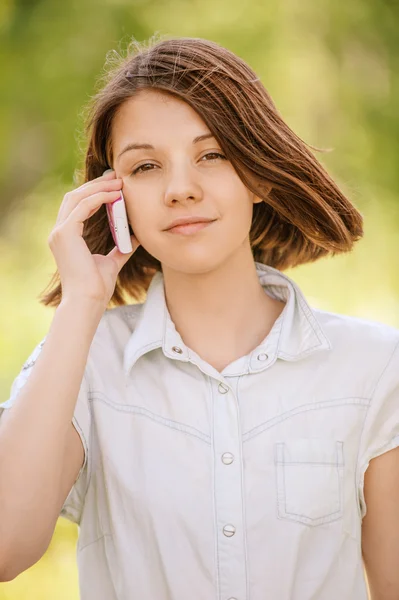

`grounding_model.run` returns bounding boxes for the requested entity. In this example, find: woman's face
[111,89,262,274]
